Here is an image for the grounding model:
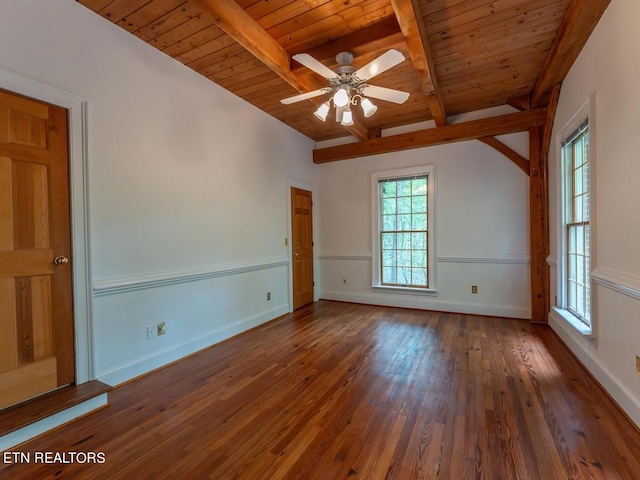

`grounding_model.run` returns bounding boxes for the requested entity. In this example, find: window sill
[552,306,593,336]
[372,285,438,296]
